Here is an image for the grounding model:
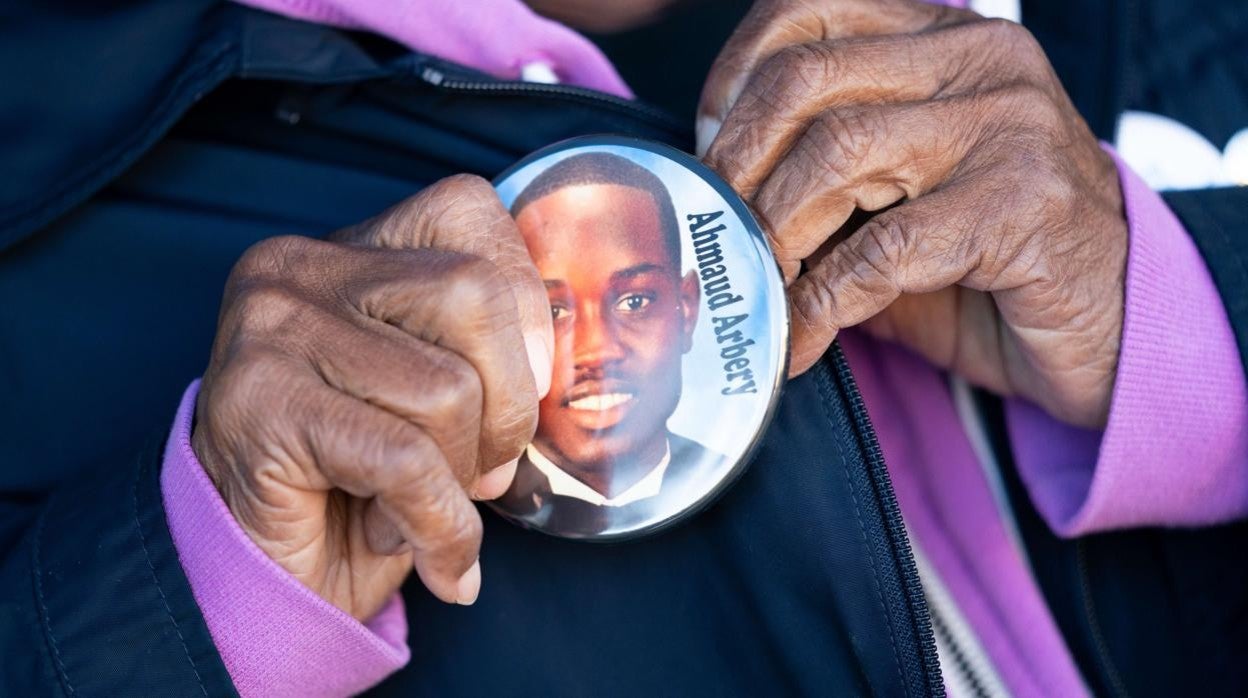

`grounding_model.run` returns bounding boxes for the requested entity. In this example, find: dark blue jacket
[0,1,1244,695]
